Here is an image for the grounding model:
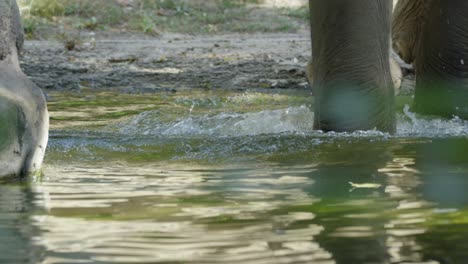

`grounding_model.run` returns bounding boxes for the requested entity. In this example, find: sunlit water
[3,92,468,264]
